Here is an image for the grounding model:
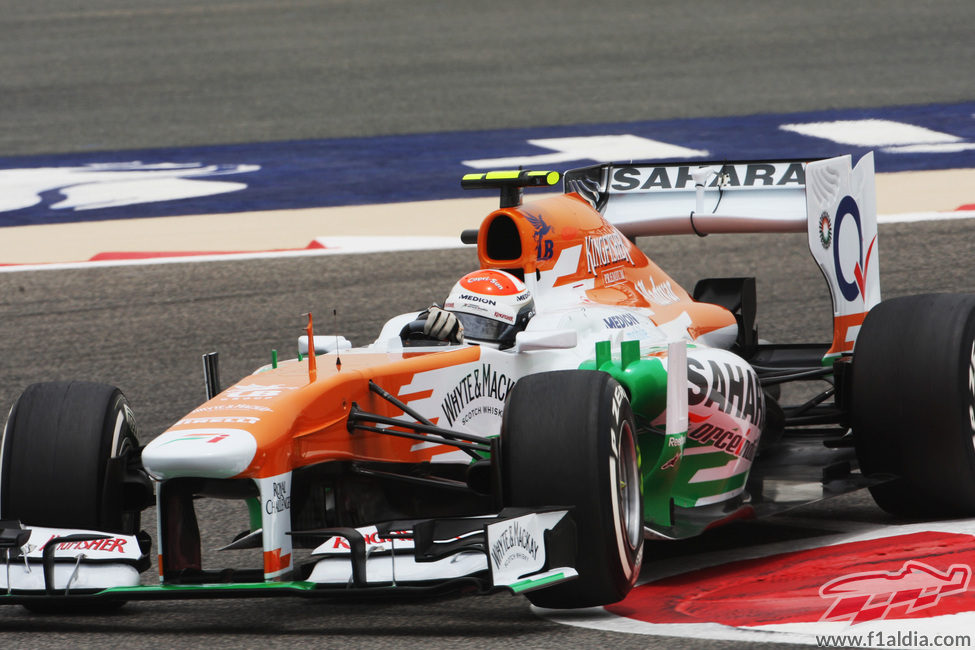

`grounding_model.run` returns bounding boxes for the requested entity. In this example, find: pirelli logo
[609,162,806,192]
